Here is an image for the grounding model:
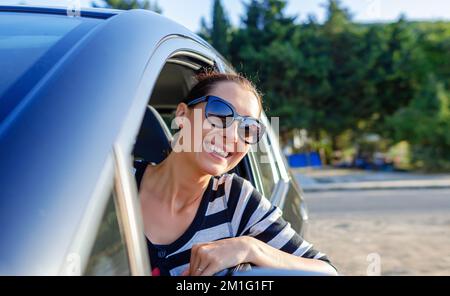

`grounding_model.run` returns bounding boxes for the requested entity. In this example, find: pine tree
[93,0,162,13]
[387,75,450,171]
[198,0,231,57]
